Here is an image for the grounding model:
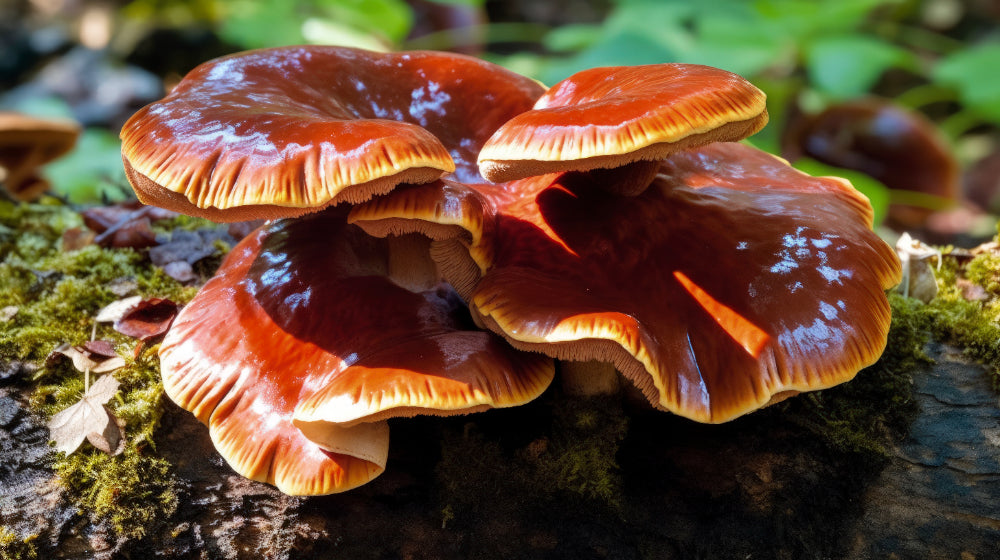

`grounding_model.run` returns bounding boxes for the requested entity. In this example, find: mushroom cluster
[120,46,901,495]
